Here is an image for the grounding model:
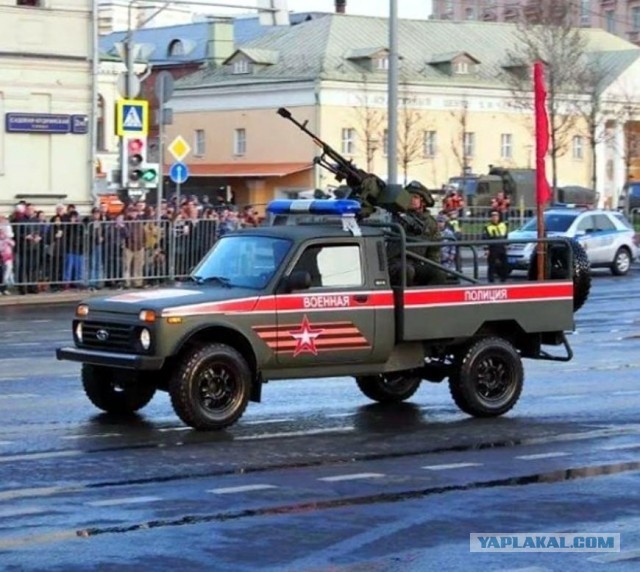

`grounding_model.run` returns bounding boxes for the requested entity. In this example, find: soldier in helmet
[405,181,446,285]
